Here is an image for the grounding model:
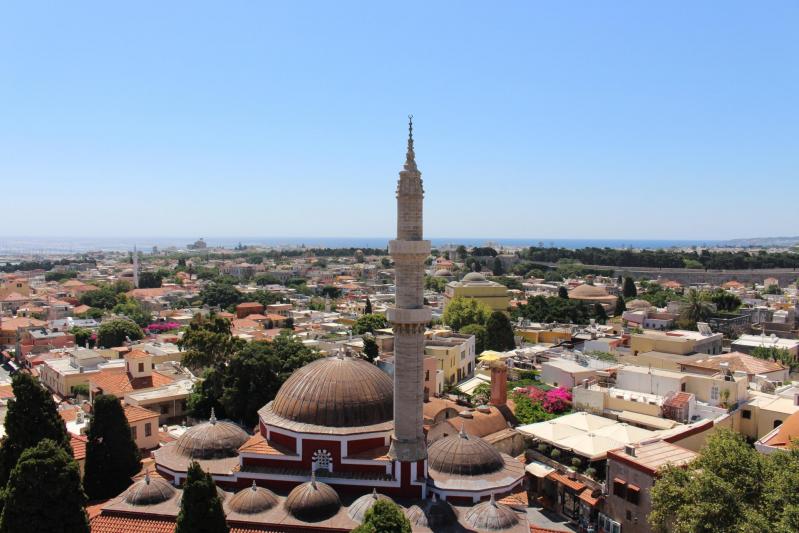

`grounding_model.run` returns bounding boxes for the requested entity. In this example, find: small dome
[284,474,341,522]
[434,269,452,277]
[428,428,504,476]
[174,410,249,459]
[463,494,520,531]
[270,356,393,428]
[462,272,487,283]
[569,284,611,298]
[347,488,393,523]
[227,482,279,514]
[405,496,456,528]
[626,299,652,310]
[124,474,176,506]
